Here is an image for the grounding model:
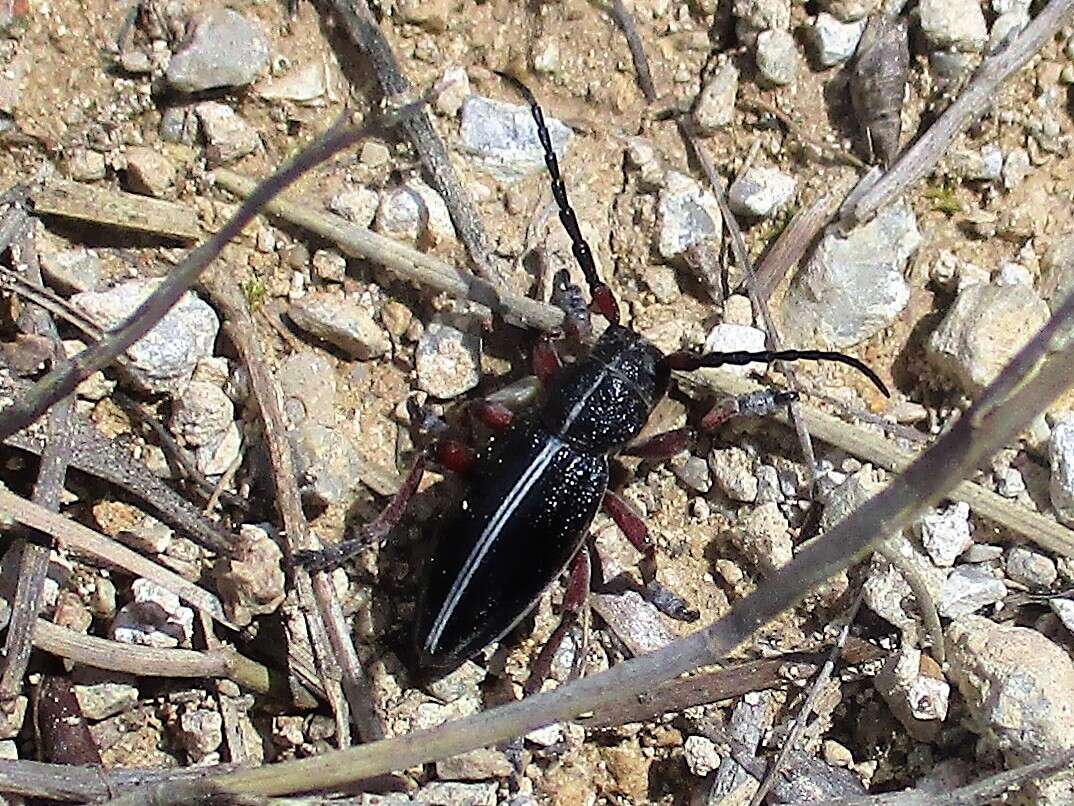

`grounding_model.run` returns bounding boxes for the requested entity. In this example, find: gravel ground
[2,0,1074,804]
